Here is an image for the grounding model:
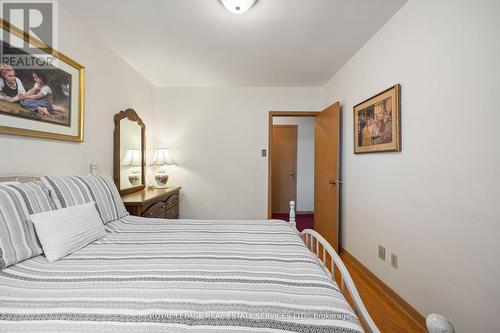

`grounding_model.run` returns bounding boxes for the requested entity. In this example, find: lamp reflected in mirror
[114,108,145,195]
[121,149,142,186]
[151,148,175,188]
